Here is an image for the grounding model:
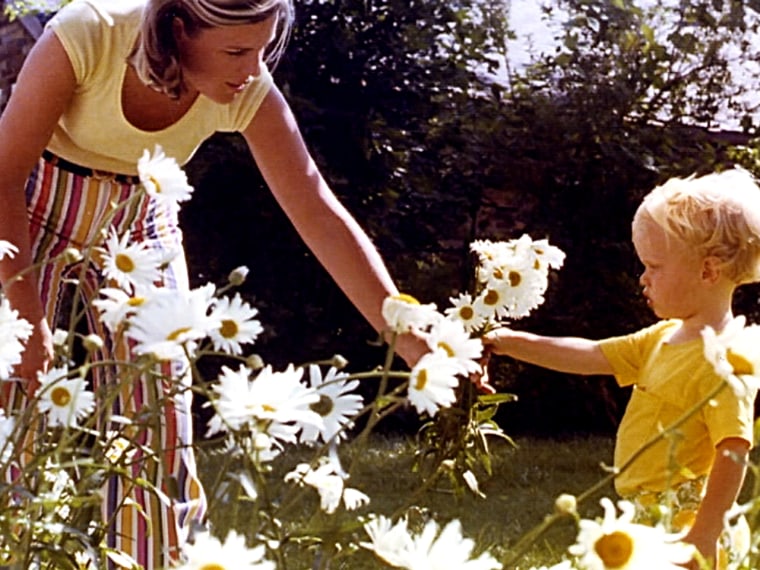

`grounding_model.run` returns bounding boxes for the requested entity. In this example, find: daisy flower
[526,236,566,270]
[425,318,482,375]
[403,519,501,570]
[207,364,322,443]
[472,284,509,322]
[407,350,462,417]
[137,145,194,209]
[177,530,274,570]
[0,240,18,260]
[497,262,549,319]
[284,460,369,514]
[208,293,263,355]
[127,283,218,360]
[444,292,488,333]
[361,515,415,568]
[299,364,363,444]
[92,286,153,332]
[568,498,694,570]
[97,227,162,292]
[382,293,440,334]
[0,298,33,379]
[36,366,95,428]
[702,316,760,397]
